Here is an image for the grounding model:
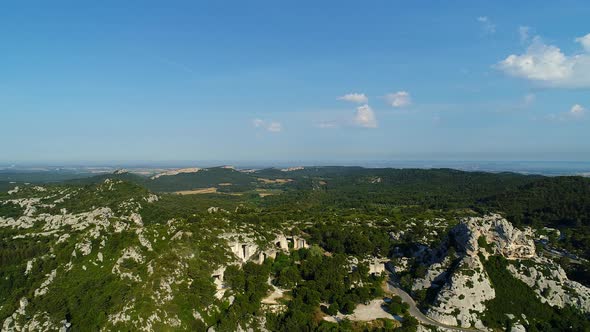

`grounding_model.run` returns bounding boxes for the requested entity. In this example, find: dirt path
[323,299,398,323]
